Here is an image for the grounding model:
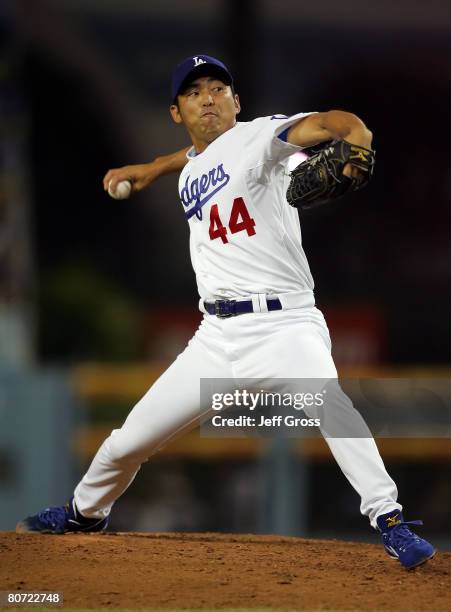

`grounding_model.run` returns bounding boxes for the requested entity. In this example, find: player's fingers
[343,164,365,180]
[343,163,353,178]
[108,176,121,193]
[104,170,134,193]
[103,169,124,191]
[103,170,115,190]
